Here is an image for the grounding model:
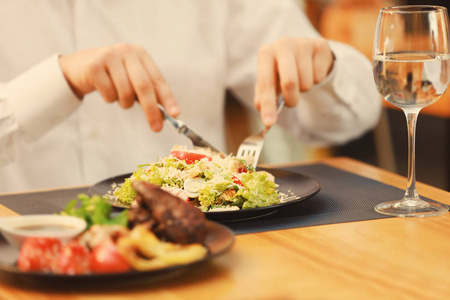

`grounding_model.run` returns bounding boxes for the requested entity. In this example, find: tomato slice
[17,237,62,272]
[56,240,91,275]
[90,239,131,274]
[170,150,212,164]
